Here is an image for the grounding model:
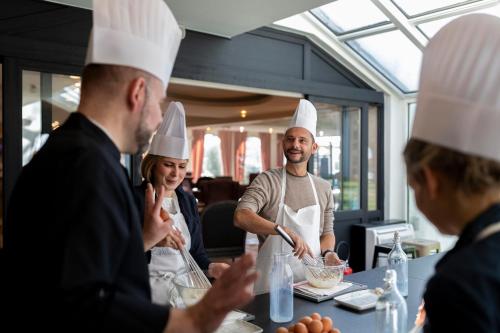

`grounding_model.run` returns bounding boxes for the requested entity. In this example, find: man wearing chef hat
[235,99,338,294]
[403,14,500,332]
[4,0,256,332]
